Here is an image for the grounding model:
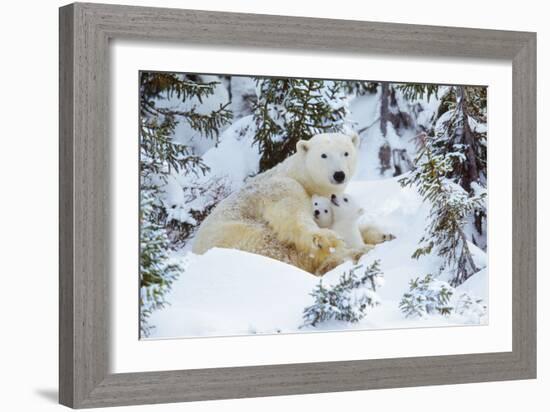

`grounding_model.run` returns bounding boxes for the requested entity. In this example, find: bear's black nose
[314,210,320,216]
[333,171,346,183]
